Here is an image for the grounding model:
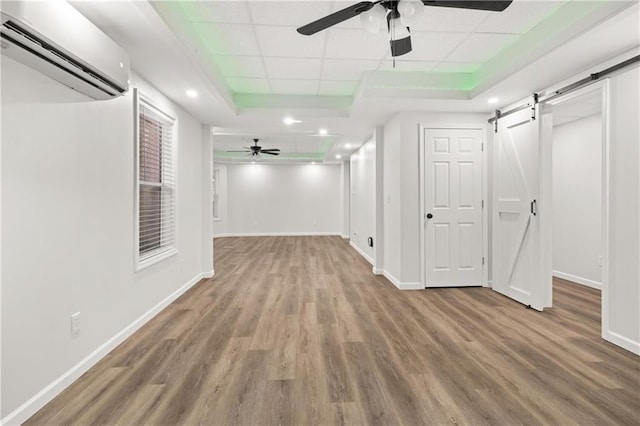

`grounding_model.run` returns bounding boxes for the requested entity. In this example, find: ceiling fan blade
[421,0,512,11]
[297,1,375,35]
[227,150,250,152]
[261,149,281,152]
[261,151,280,156]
